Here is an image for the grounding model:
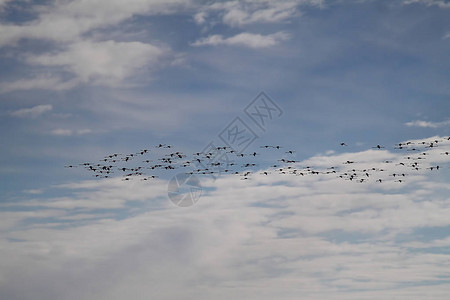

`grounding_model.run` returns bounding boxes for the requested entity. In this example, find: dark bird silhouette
[66,137,450,186]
